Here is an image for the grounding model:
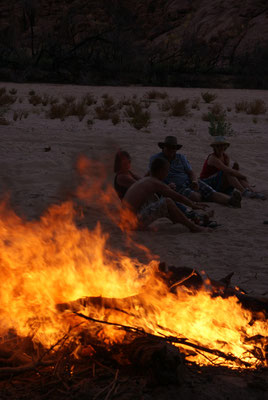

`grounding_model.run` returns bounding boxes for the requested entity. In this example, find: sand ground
[0,82,267,294]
